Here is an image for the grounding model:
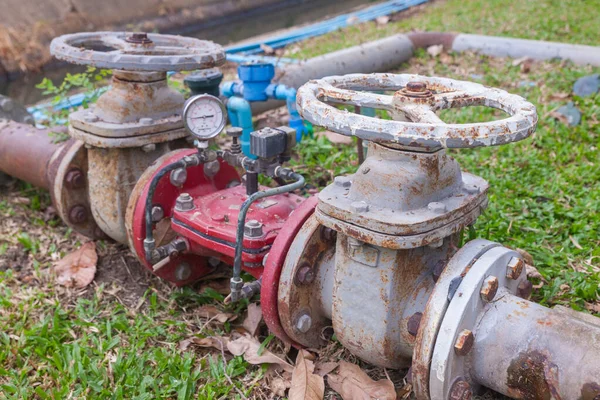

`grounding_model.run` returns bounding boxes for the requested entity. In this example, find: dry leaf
[314,361,339,377]
[153,218,176,246]
[227,334,293,372]
[427,44,443,57]
[242,303,263,337]
[327,361,396,400]
[260,43,275,55]
[270,375,292,397]
[196,305,236,323]
[289,350,325,400]
[570,235,583,250]
[55,242,97,288]
[550,92,570,100]
[179,336,229,352]
[515,248,534,265]
[375,16,390,25]
[585,302,600,314]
